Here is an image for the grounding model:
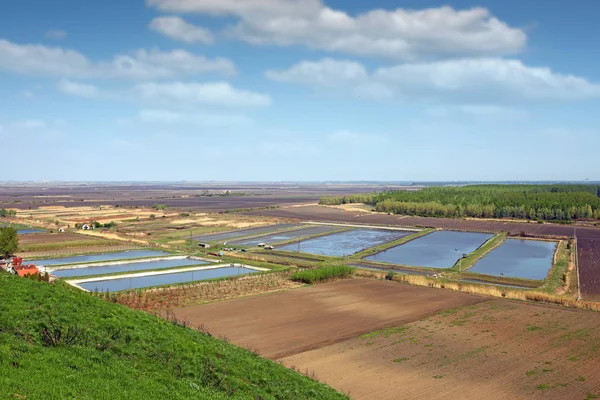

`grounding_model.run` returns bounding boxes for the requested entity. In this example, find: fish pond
[192,224,299,243]
[29,250,169,266]
[365,231,493,269]
[17,229,44,234]
[79,266,256,292]
[468,239,557,280]
[279,228,413,257]
[229,225,340,246]
[51,258,206,278]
